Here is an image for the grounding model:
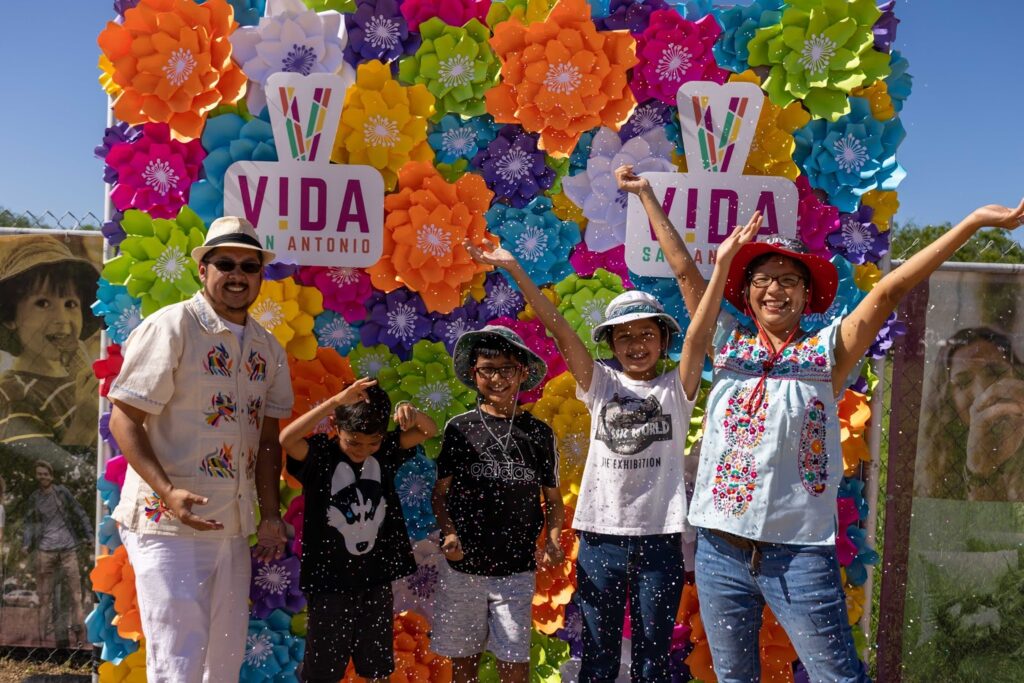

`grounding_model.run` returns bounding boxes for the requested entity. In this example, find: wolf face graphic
[326,457,387,555]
